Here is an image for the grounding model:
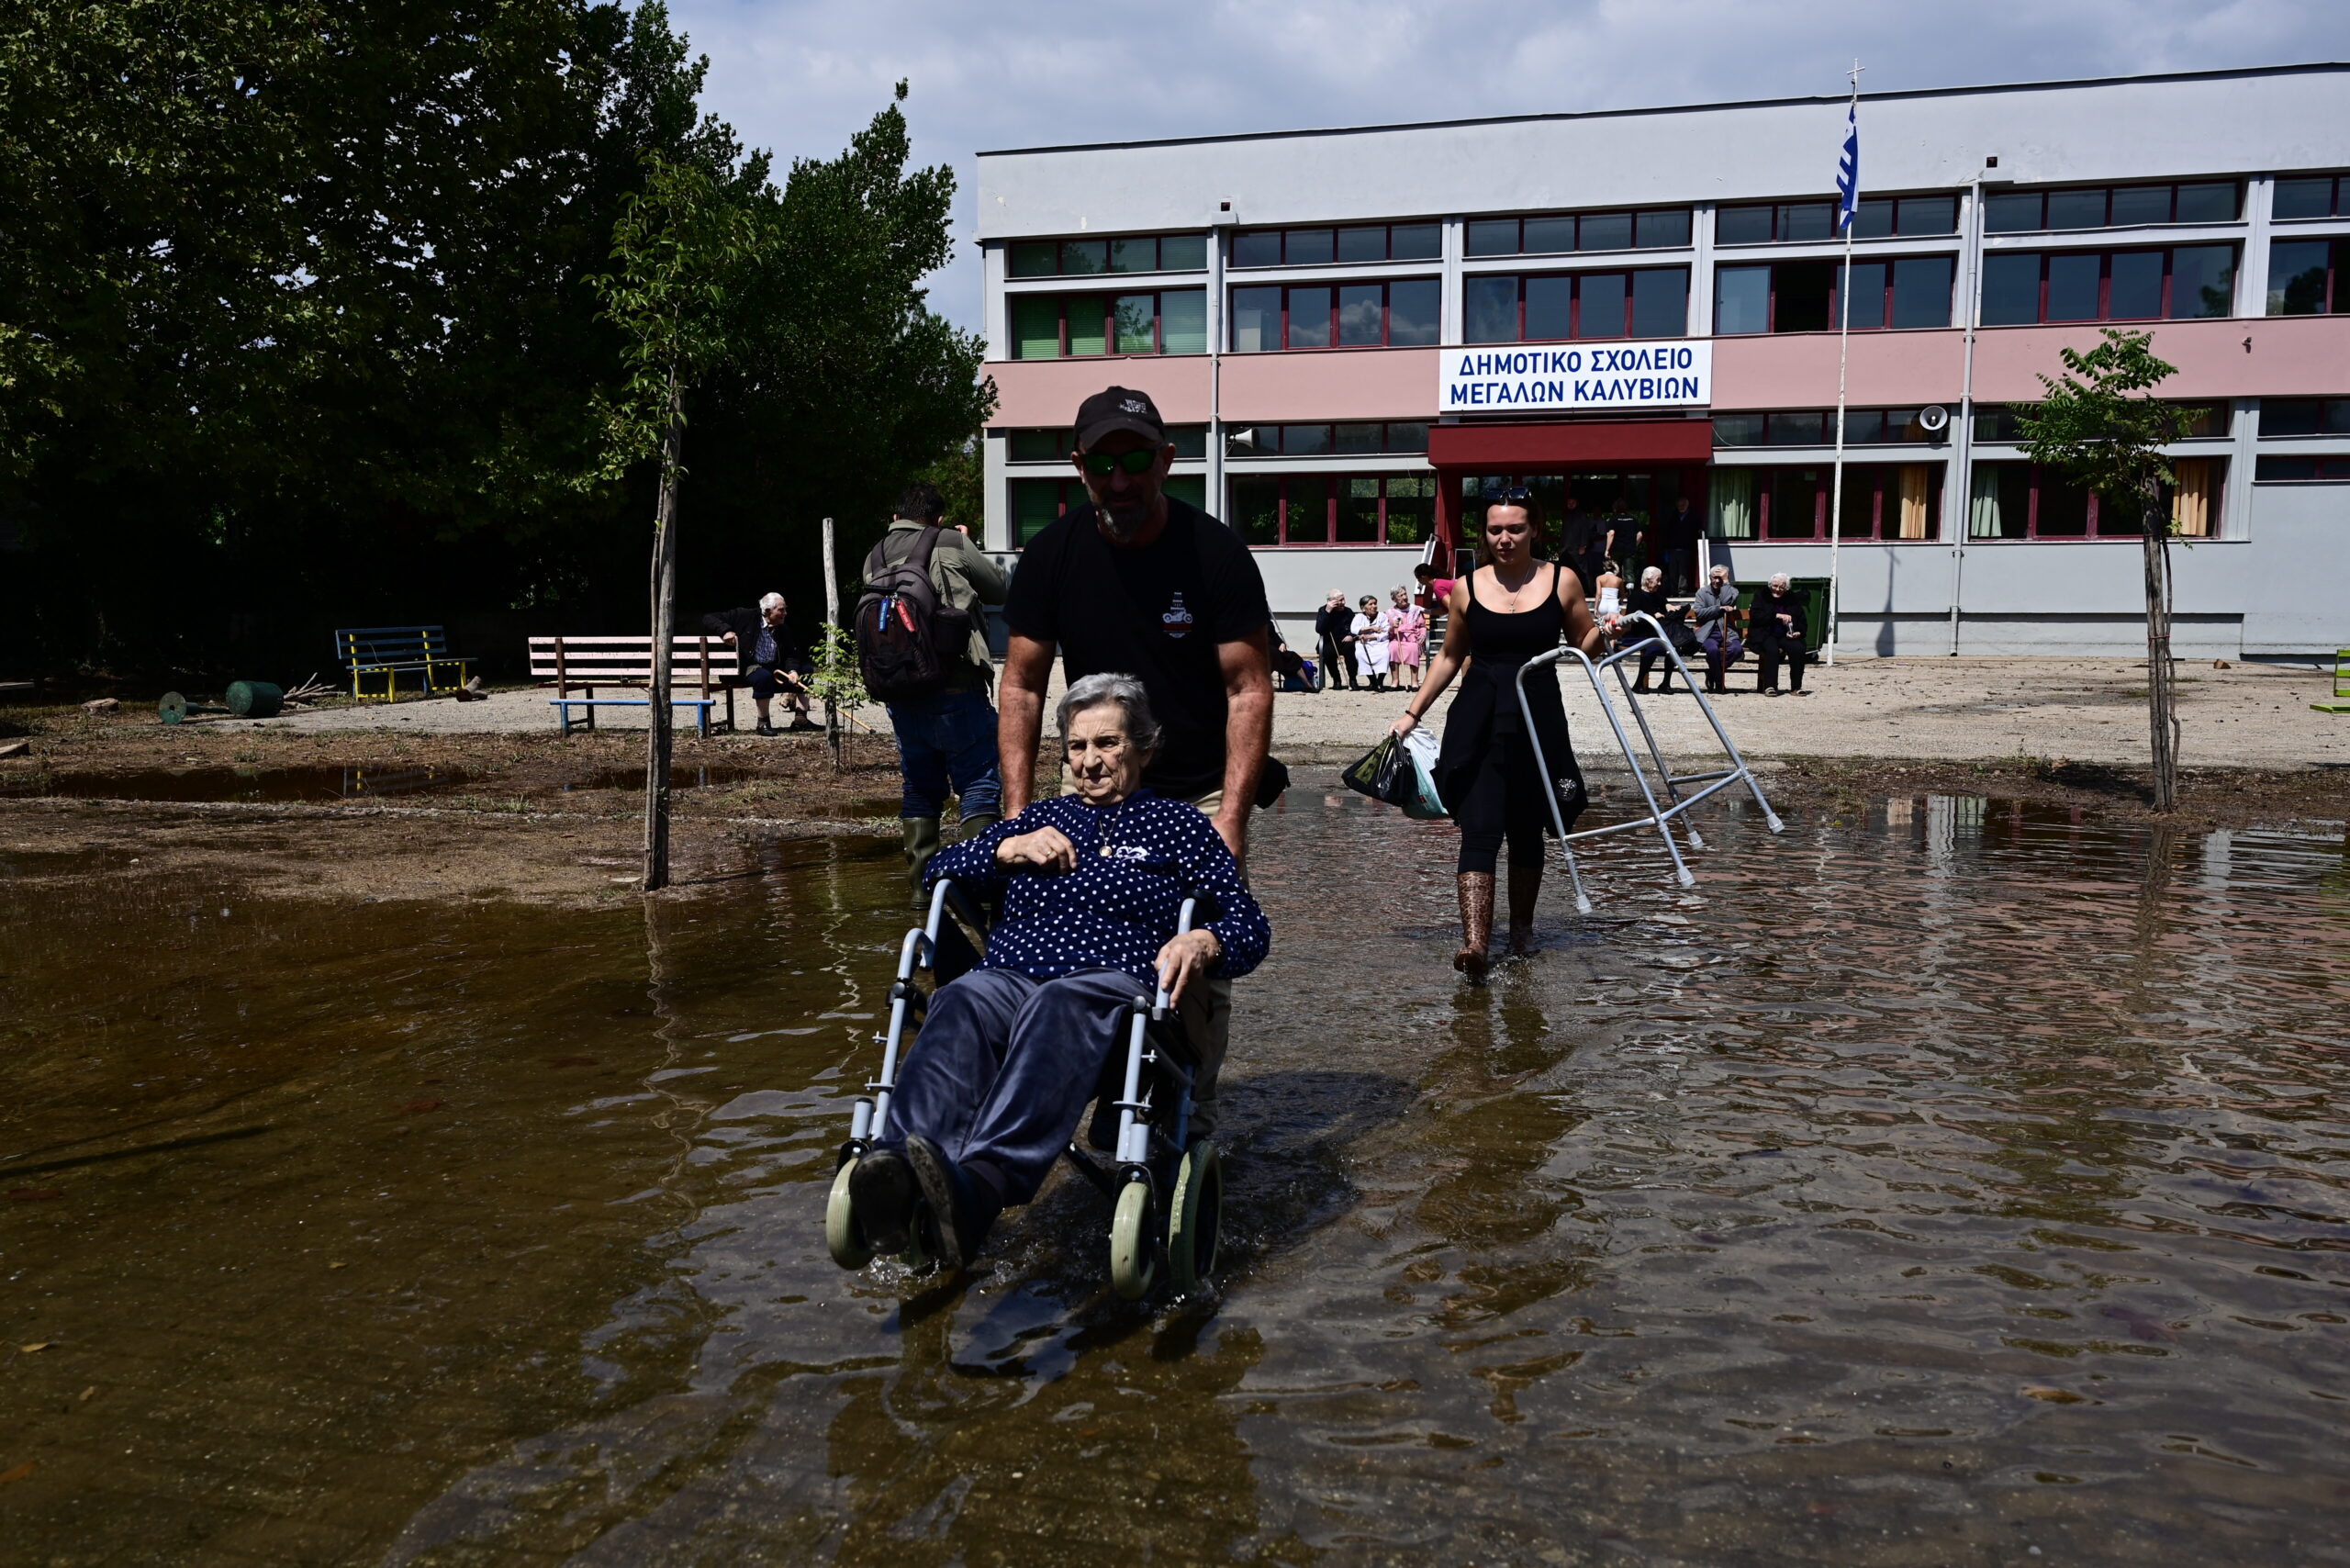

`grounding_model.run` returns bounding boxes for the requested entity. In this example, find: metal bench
[334,625,471,700]
[526,635,739,737]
